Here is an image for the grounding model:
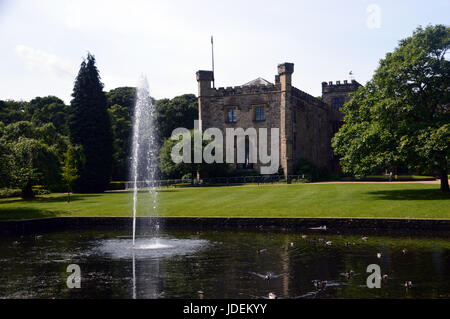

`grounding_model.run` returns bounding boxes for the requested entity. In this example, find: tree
[106,87,137,115]
[159,130,230,183]
[9,138,61,199]
[0,134,10,188]
[27,96,69,135]
[332,25,450,192]
[0,100,29,125]
[108,104,132,180]
[68,53,113,193]
[105,91,198,181]
[155,94,198,145]
[0,121,67,198]
[62,144,84,202]
[293,158,320,182]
